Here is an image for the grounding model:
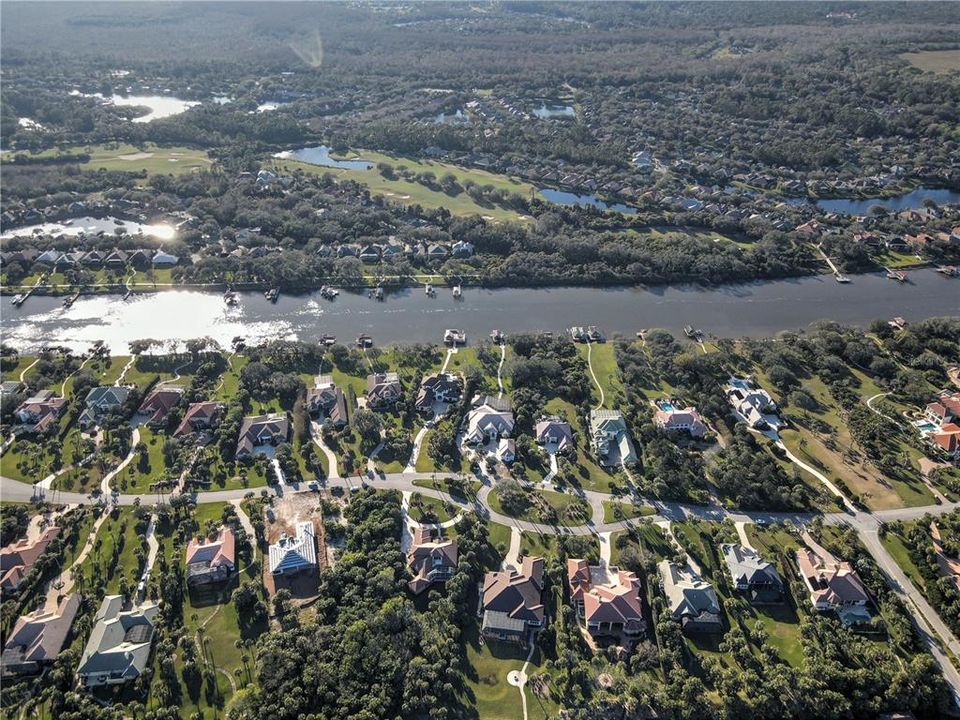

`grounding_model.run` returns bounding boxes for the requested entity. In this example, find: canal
[3,269,956,352]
